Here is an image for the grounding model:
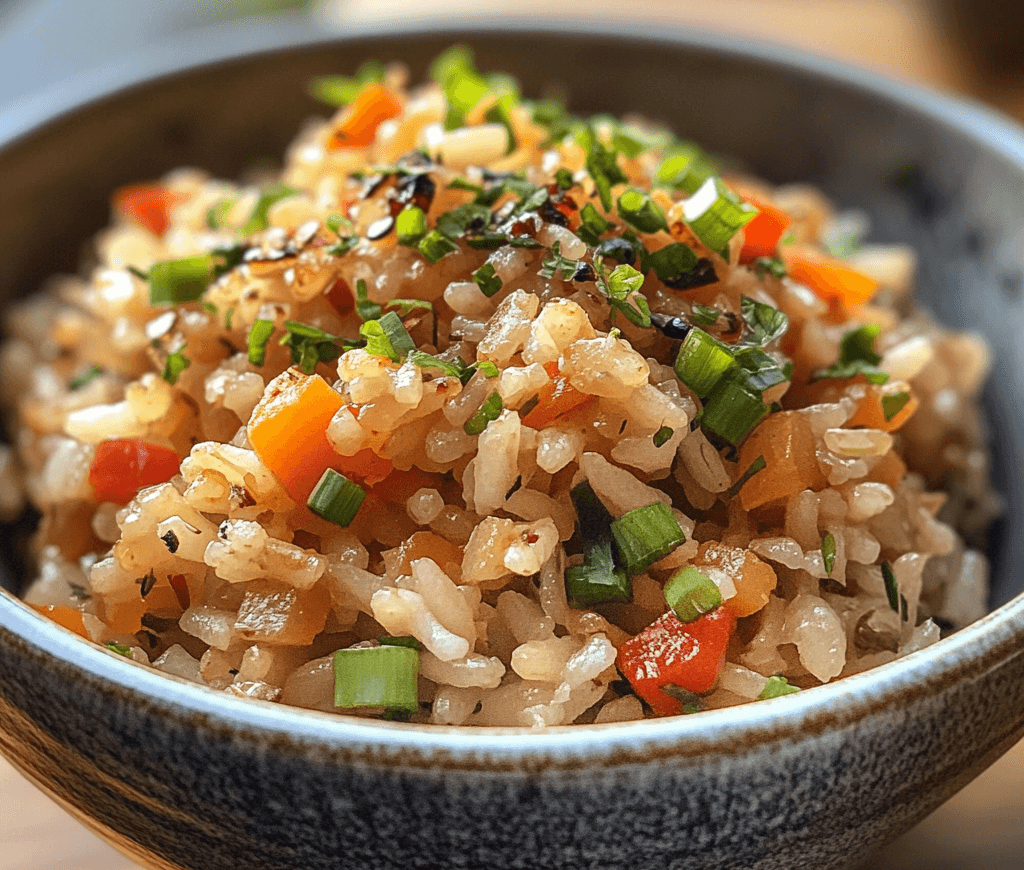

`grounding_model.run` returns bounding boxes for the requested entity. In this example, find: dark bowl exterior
[2,22,1024,870]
